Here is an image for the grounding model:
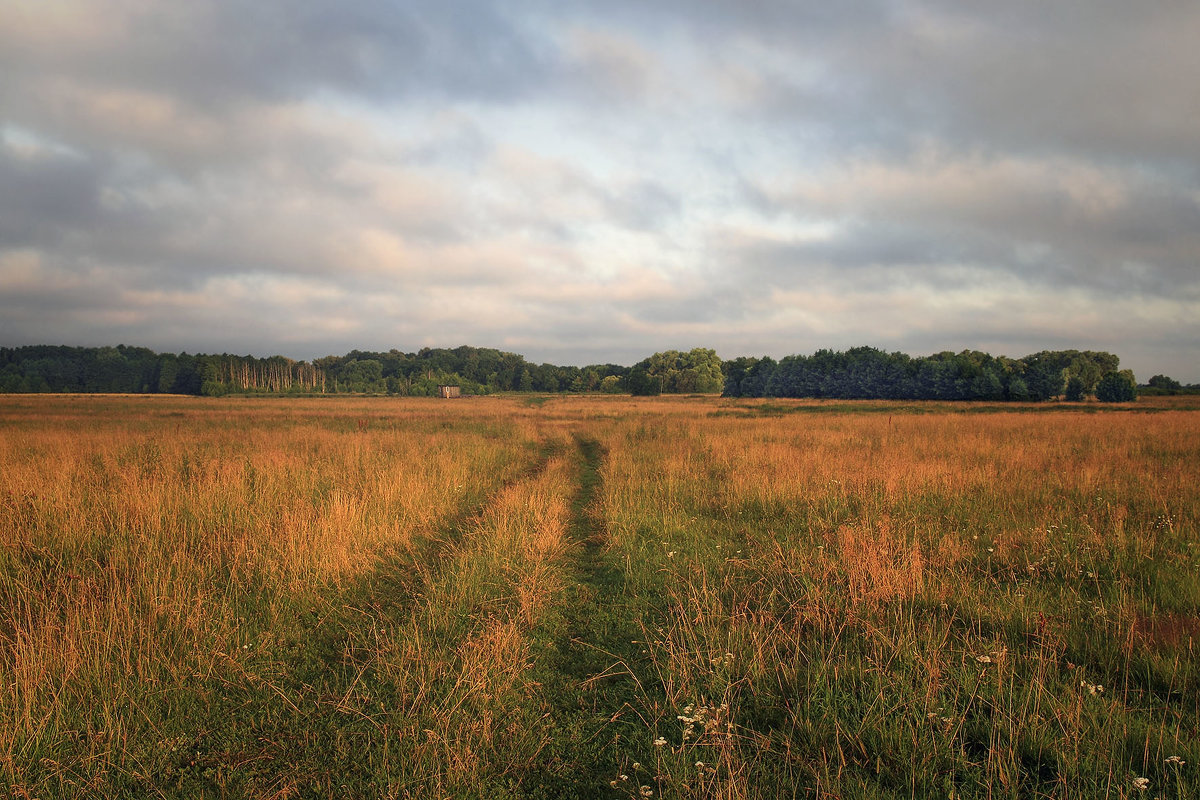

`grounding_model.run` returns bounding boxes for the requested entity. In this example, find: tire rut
[154,437,565,796]
[517,435,664,799]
